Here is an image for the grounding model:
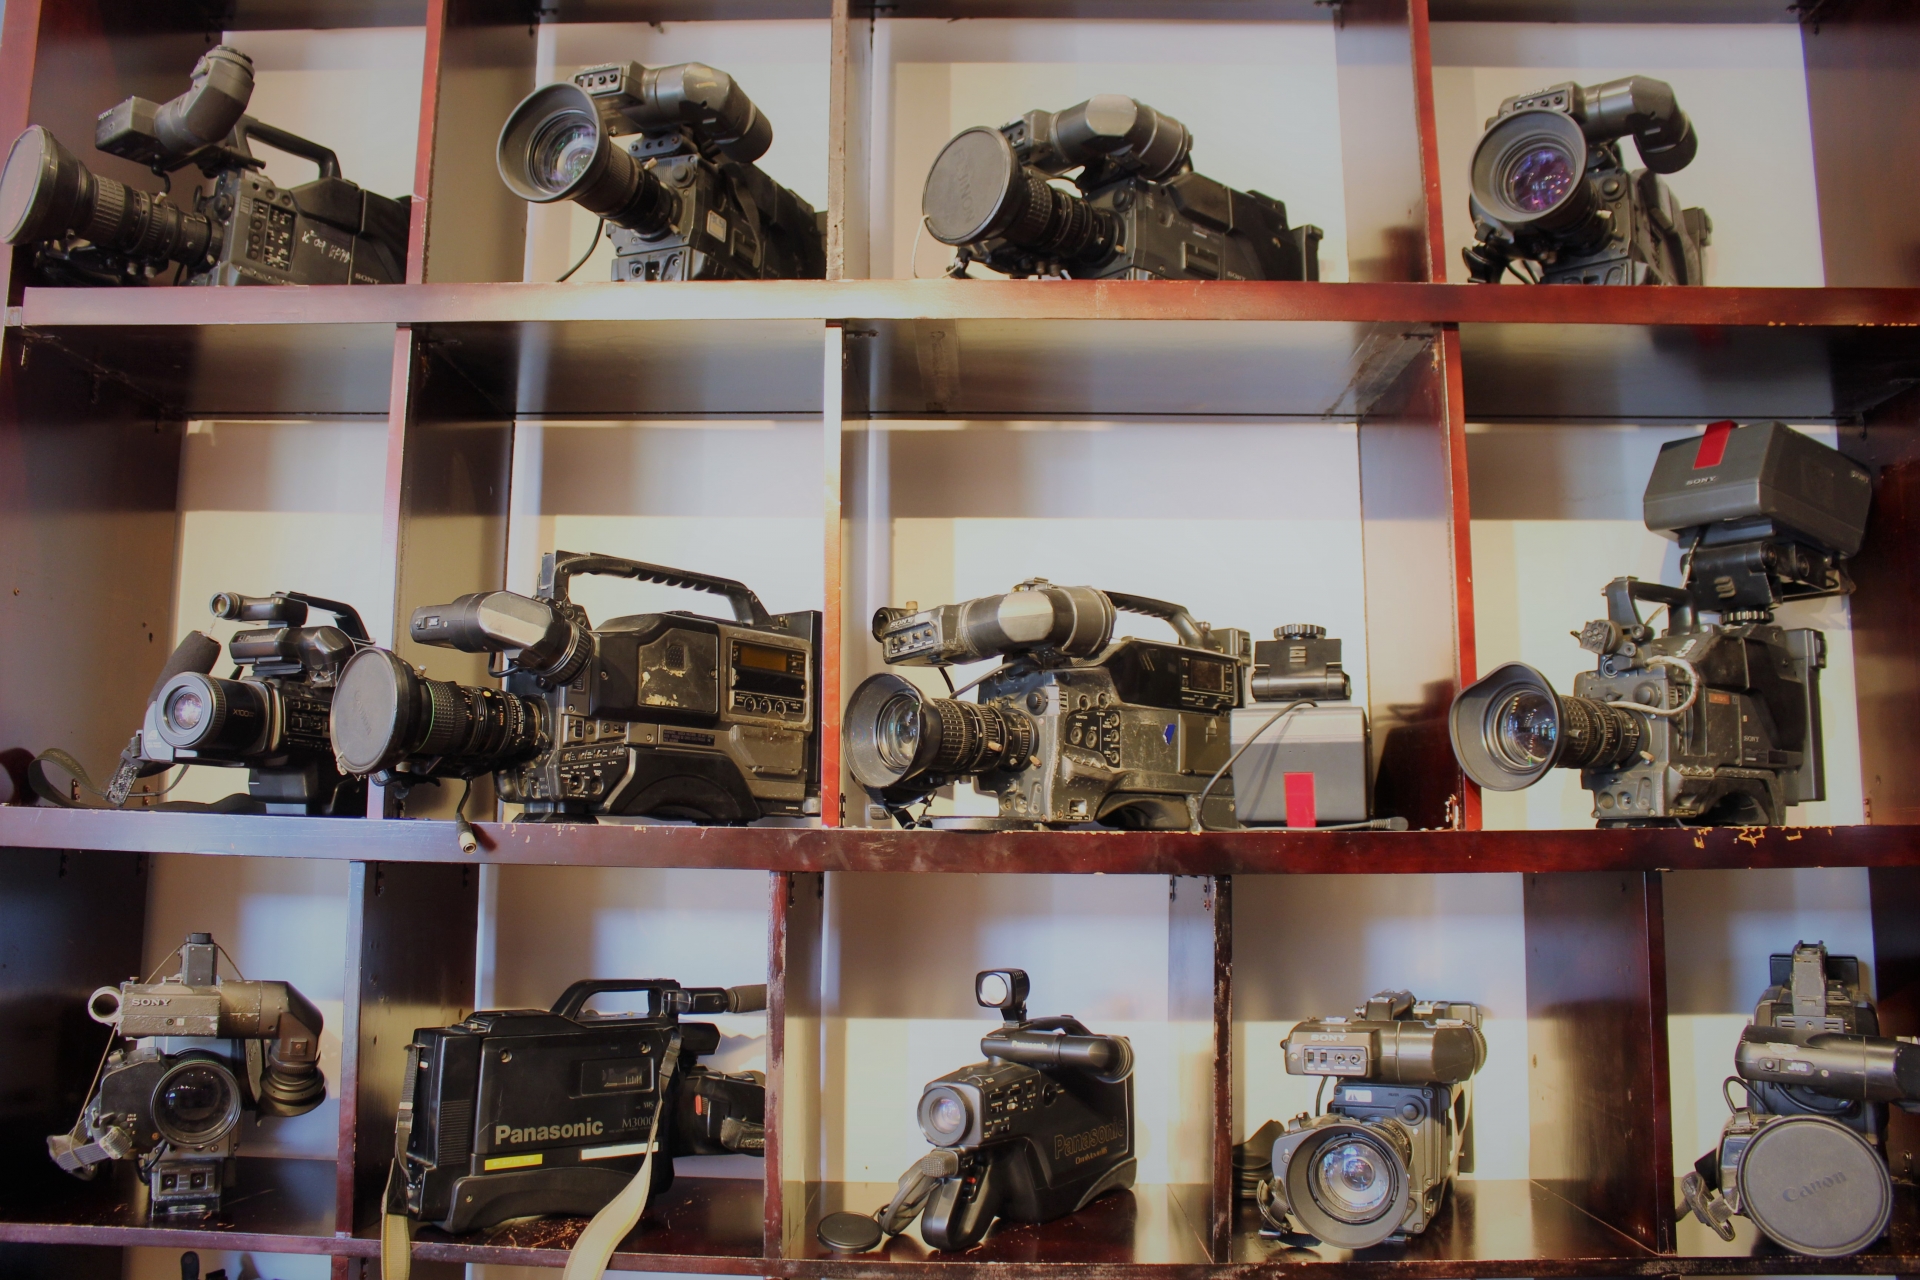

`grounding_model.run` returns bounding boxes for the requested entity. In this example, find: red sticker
[1693,420,1735,470]
[1284,773,1317,829]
